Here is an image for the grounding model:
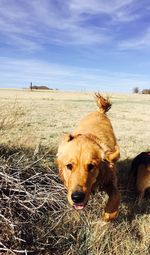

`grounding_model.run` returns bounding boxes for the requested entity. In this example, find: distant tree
[30,82,33,91]
[133,87,139,93]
